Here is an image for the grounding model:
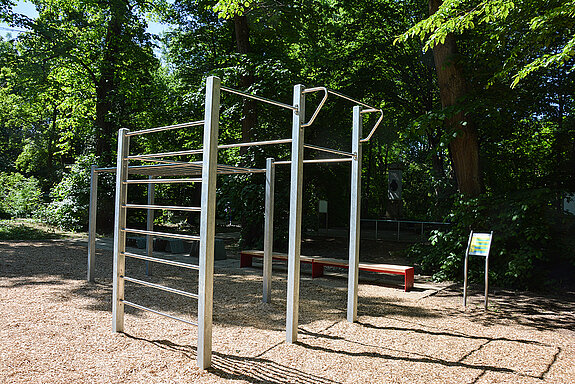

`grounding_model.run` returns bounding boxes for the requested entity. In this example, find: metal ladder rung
[123,276,199,299]
[123,251,199,270]
[124,204,201,212]
[124,178,202,184]
[121,300,198,326]
[123,228,200,241]
[127,148,203,159]
[125,120,205,137]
